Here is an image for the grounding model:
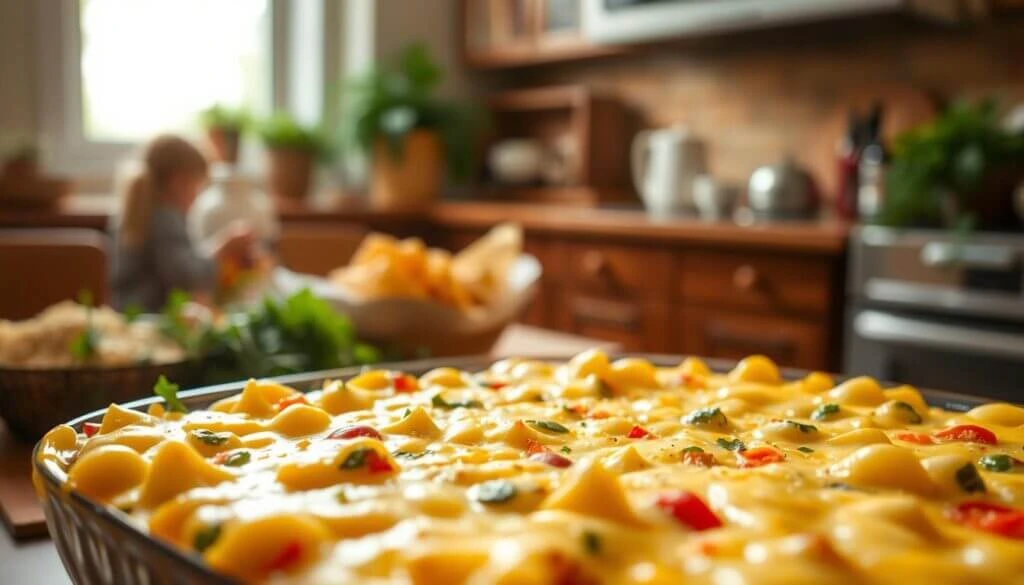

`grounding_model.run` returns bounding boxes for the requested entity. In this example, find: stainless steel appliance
[845,226,1024,403]
[583,0,902,45]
